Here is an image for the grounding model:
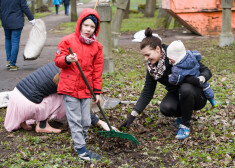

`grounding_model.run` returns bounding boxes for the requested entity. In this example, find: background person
[53,0,61,15]
[0,0,35,71]
[120,27,212,140]
[62,0,70,16]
